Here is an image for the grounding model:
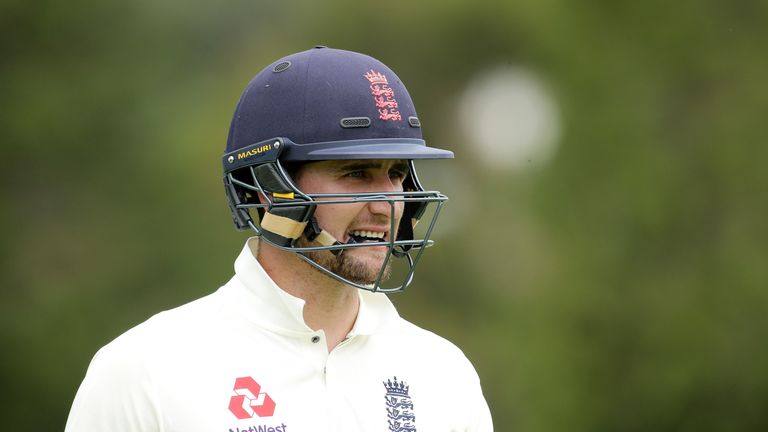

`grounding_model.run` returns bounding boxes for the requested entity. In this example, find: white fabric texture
[66,239,493,432]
